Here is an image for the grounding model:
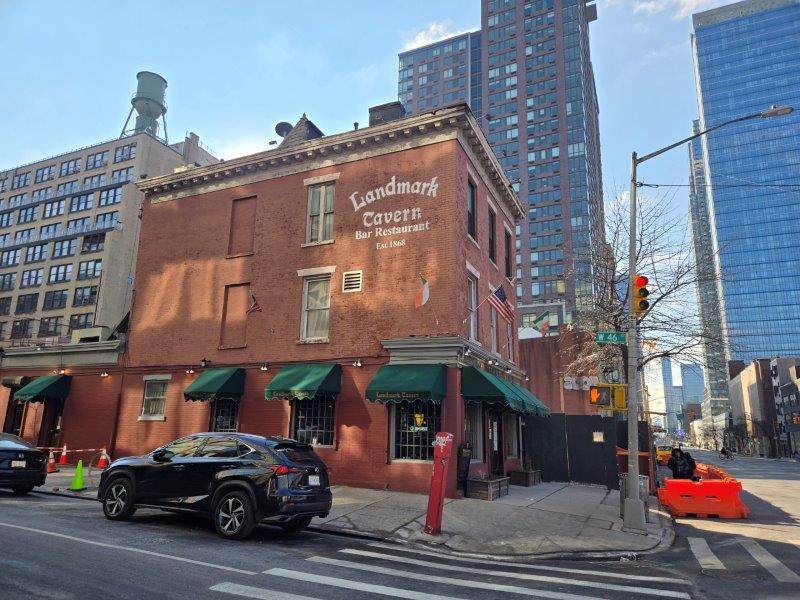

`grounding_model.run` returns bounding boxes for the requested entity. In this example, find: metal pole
[623,151,647,533]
